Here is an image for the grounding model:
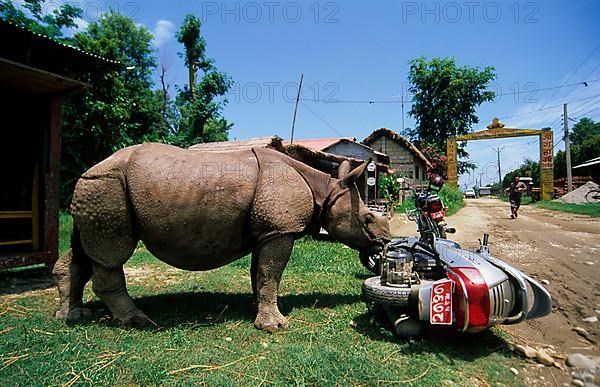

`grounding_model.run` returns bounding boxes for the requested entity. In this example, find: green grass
[0,215,522,385]
[395,185,465,217]
[59,212,73,256]
[536,200,600,217]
